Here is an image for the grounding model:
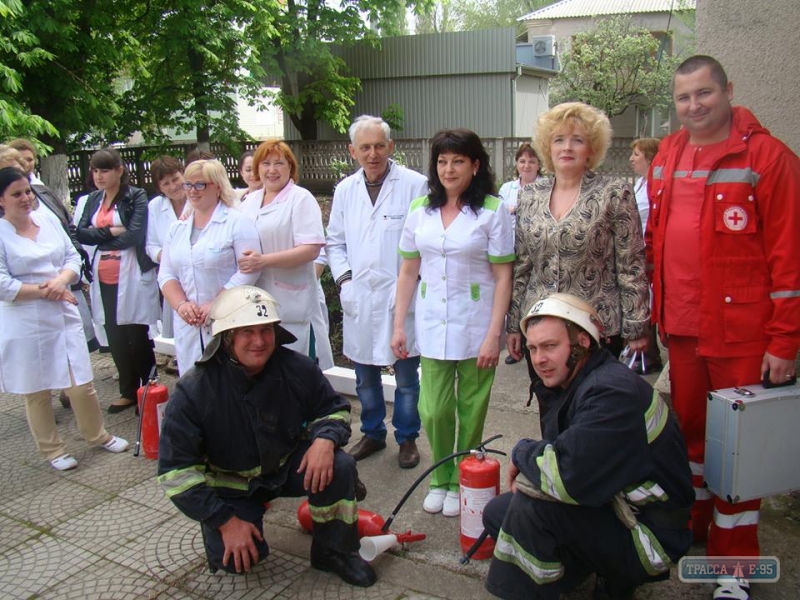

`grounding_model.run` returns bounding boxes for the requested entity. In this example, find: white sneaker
[50,454,78,471]
[101,435,130,453]
[714,577,750,600]
[423,488,447,513]
[443,491,460,517]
